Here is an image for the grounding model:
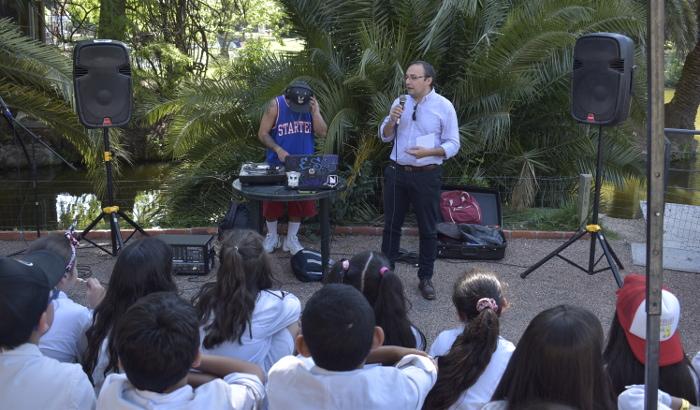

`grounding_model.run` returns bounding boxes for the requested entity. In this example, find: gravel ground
[2,215,698,355]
